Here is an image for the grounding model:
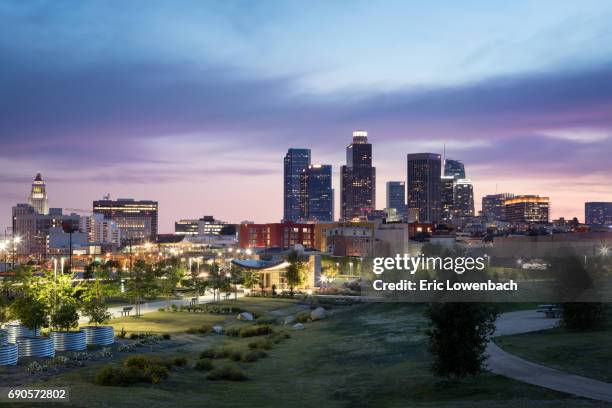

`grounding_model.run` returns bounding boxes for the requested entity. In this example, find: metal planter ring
[0,329,8,346]
[17,336,55,358]
[51,331,87,351]
[0,343,18,366]
[6,324,40,343]
[81,326,115,346]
